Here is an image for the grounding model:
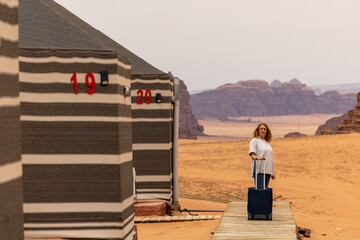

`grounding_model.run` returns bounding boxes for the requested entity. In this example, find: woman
[249,123,275,189]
